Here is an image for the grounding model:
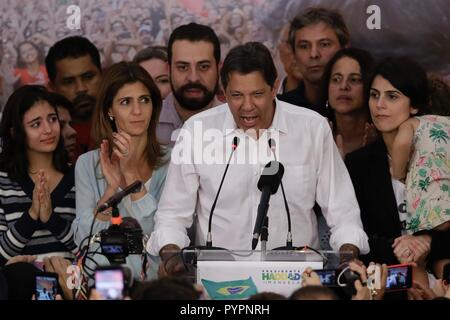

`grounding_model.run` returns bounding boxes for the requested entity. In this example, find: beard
[171,81,218,111]
[72,93,96,121]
